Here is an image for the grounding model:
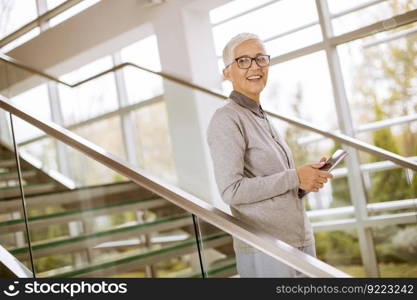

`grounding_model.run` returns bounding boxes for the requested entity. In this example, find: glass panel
[3,61,49,102]
[315,229,364,277]
[339,21,417,127]
[362,150,417,206]
[210,0,274,24]
[327,0,377,15]
[132,101,177,184]
[190,219,236,278]
[265,24,322,58]
[1,63,50,145]
[120,35,163,105]
[58,56,119,126]
[120,67,163,105]
[8,115,205,278]
[372,224,417,277]
[338,20,417,207]
[330,0,417,36]
[72,115,126,162]
[20,138,58,172]
[0,112,34,277]
[362,161,417,206]
[65,143,124,186]
[0,0,38,39]
[9,84,51,143]
[211,0,318,56]
[0,61,8,98]
[46,0,67,10]
[263,51,338,131]
[197,219,364,278]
